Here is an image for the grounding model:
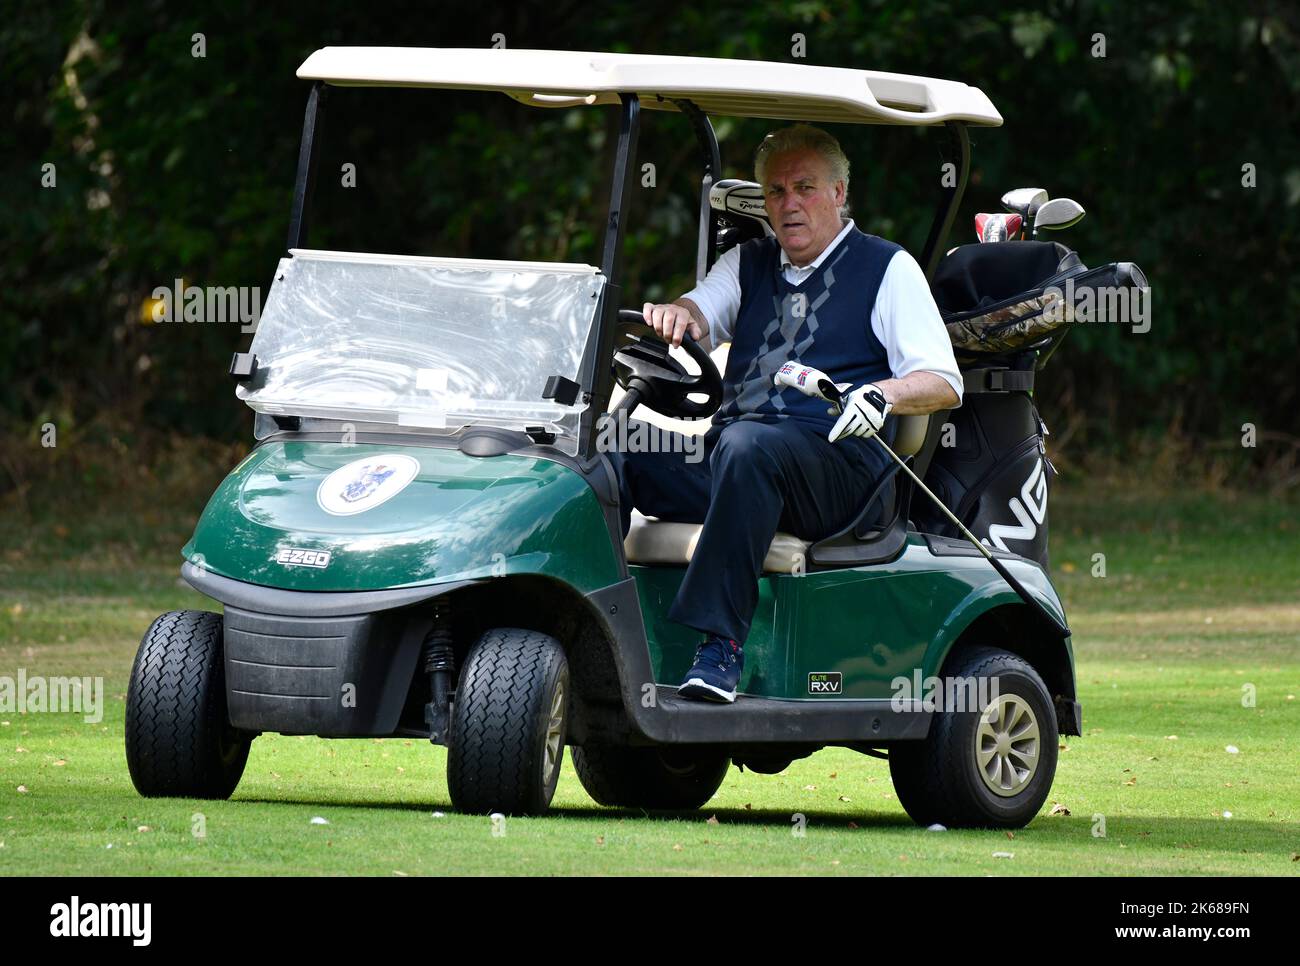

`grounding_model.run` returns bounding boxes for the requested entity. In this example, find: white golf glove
[773,362,891,443]
[828,383,891,443]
